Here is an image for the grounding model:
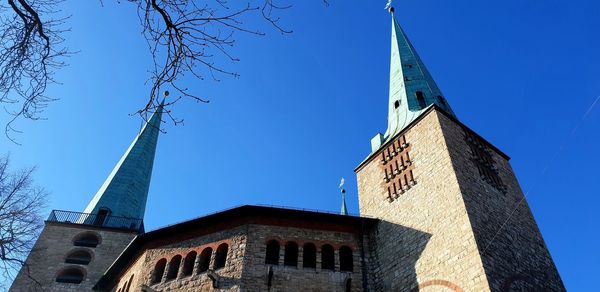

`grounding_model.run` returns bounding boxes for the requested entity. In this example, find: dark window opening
[93,208,111,226]
[265,240,280,265]
[55,267,84,284]
[416,91,426,108]
[73,232,100,248]
[345,278,352,292]
[302,243,316,269]
[182,251,197,277]
[214,243,228,269]
[152,259,166,284]
[284,241,298,267]
[198,247,212,273]
[321,244,335,270]
[166,255,182,281]
[339,246,353,272]
[65,250,92,265]
[394,100,400,109]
